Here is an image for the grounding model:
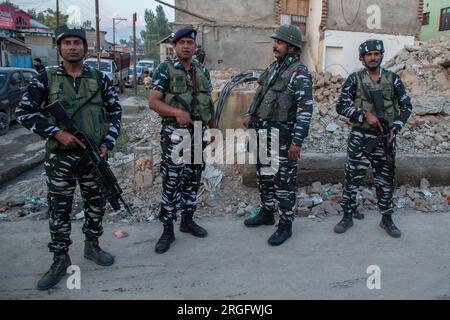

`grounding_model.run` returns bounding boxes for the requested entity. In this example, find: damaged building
[172,0,424,76]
